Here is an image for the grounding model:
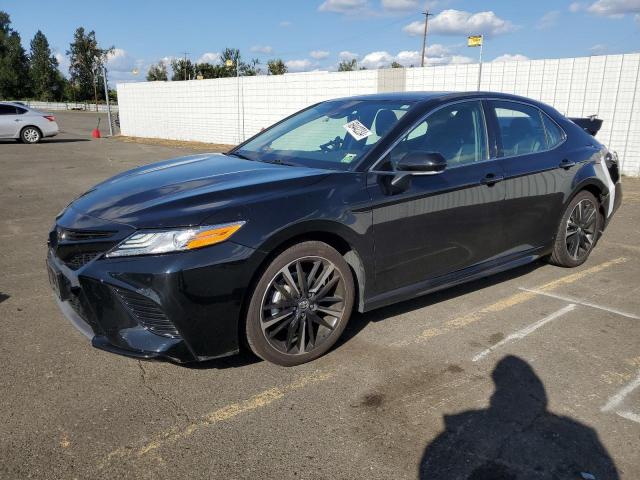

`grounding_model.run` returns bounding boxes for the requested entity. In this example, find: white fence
[20,101,118,113]
[117,53,640,176]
